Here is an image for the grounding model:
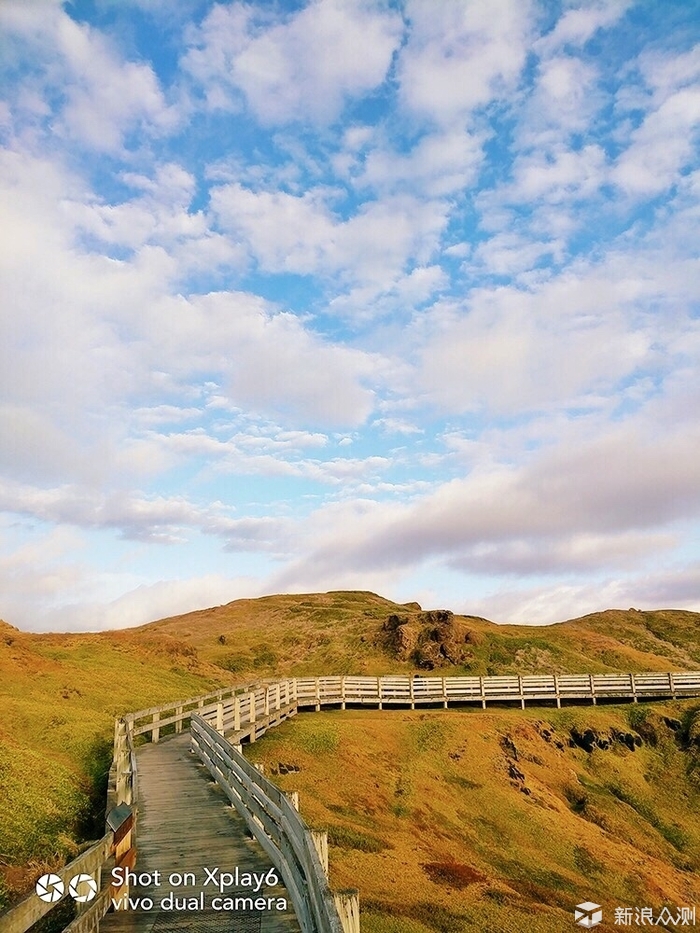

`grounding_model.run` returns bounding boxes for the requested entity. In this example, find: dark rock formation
[383,609,479,668]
